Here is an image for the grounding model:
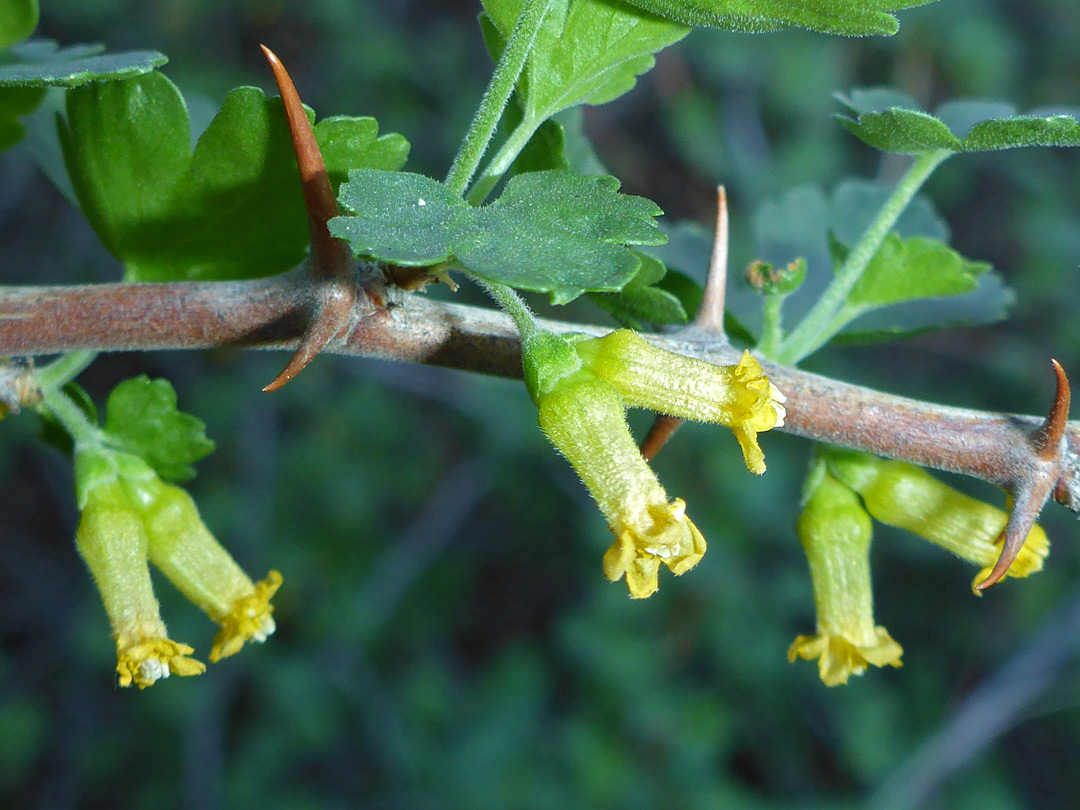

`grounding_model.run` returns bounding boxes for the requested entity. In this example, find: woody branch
[2,272,1078,517]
